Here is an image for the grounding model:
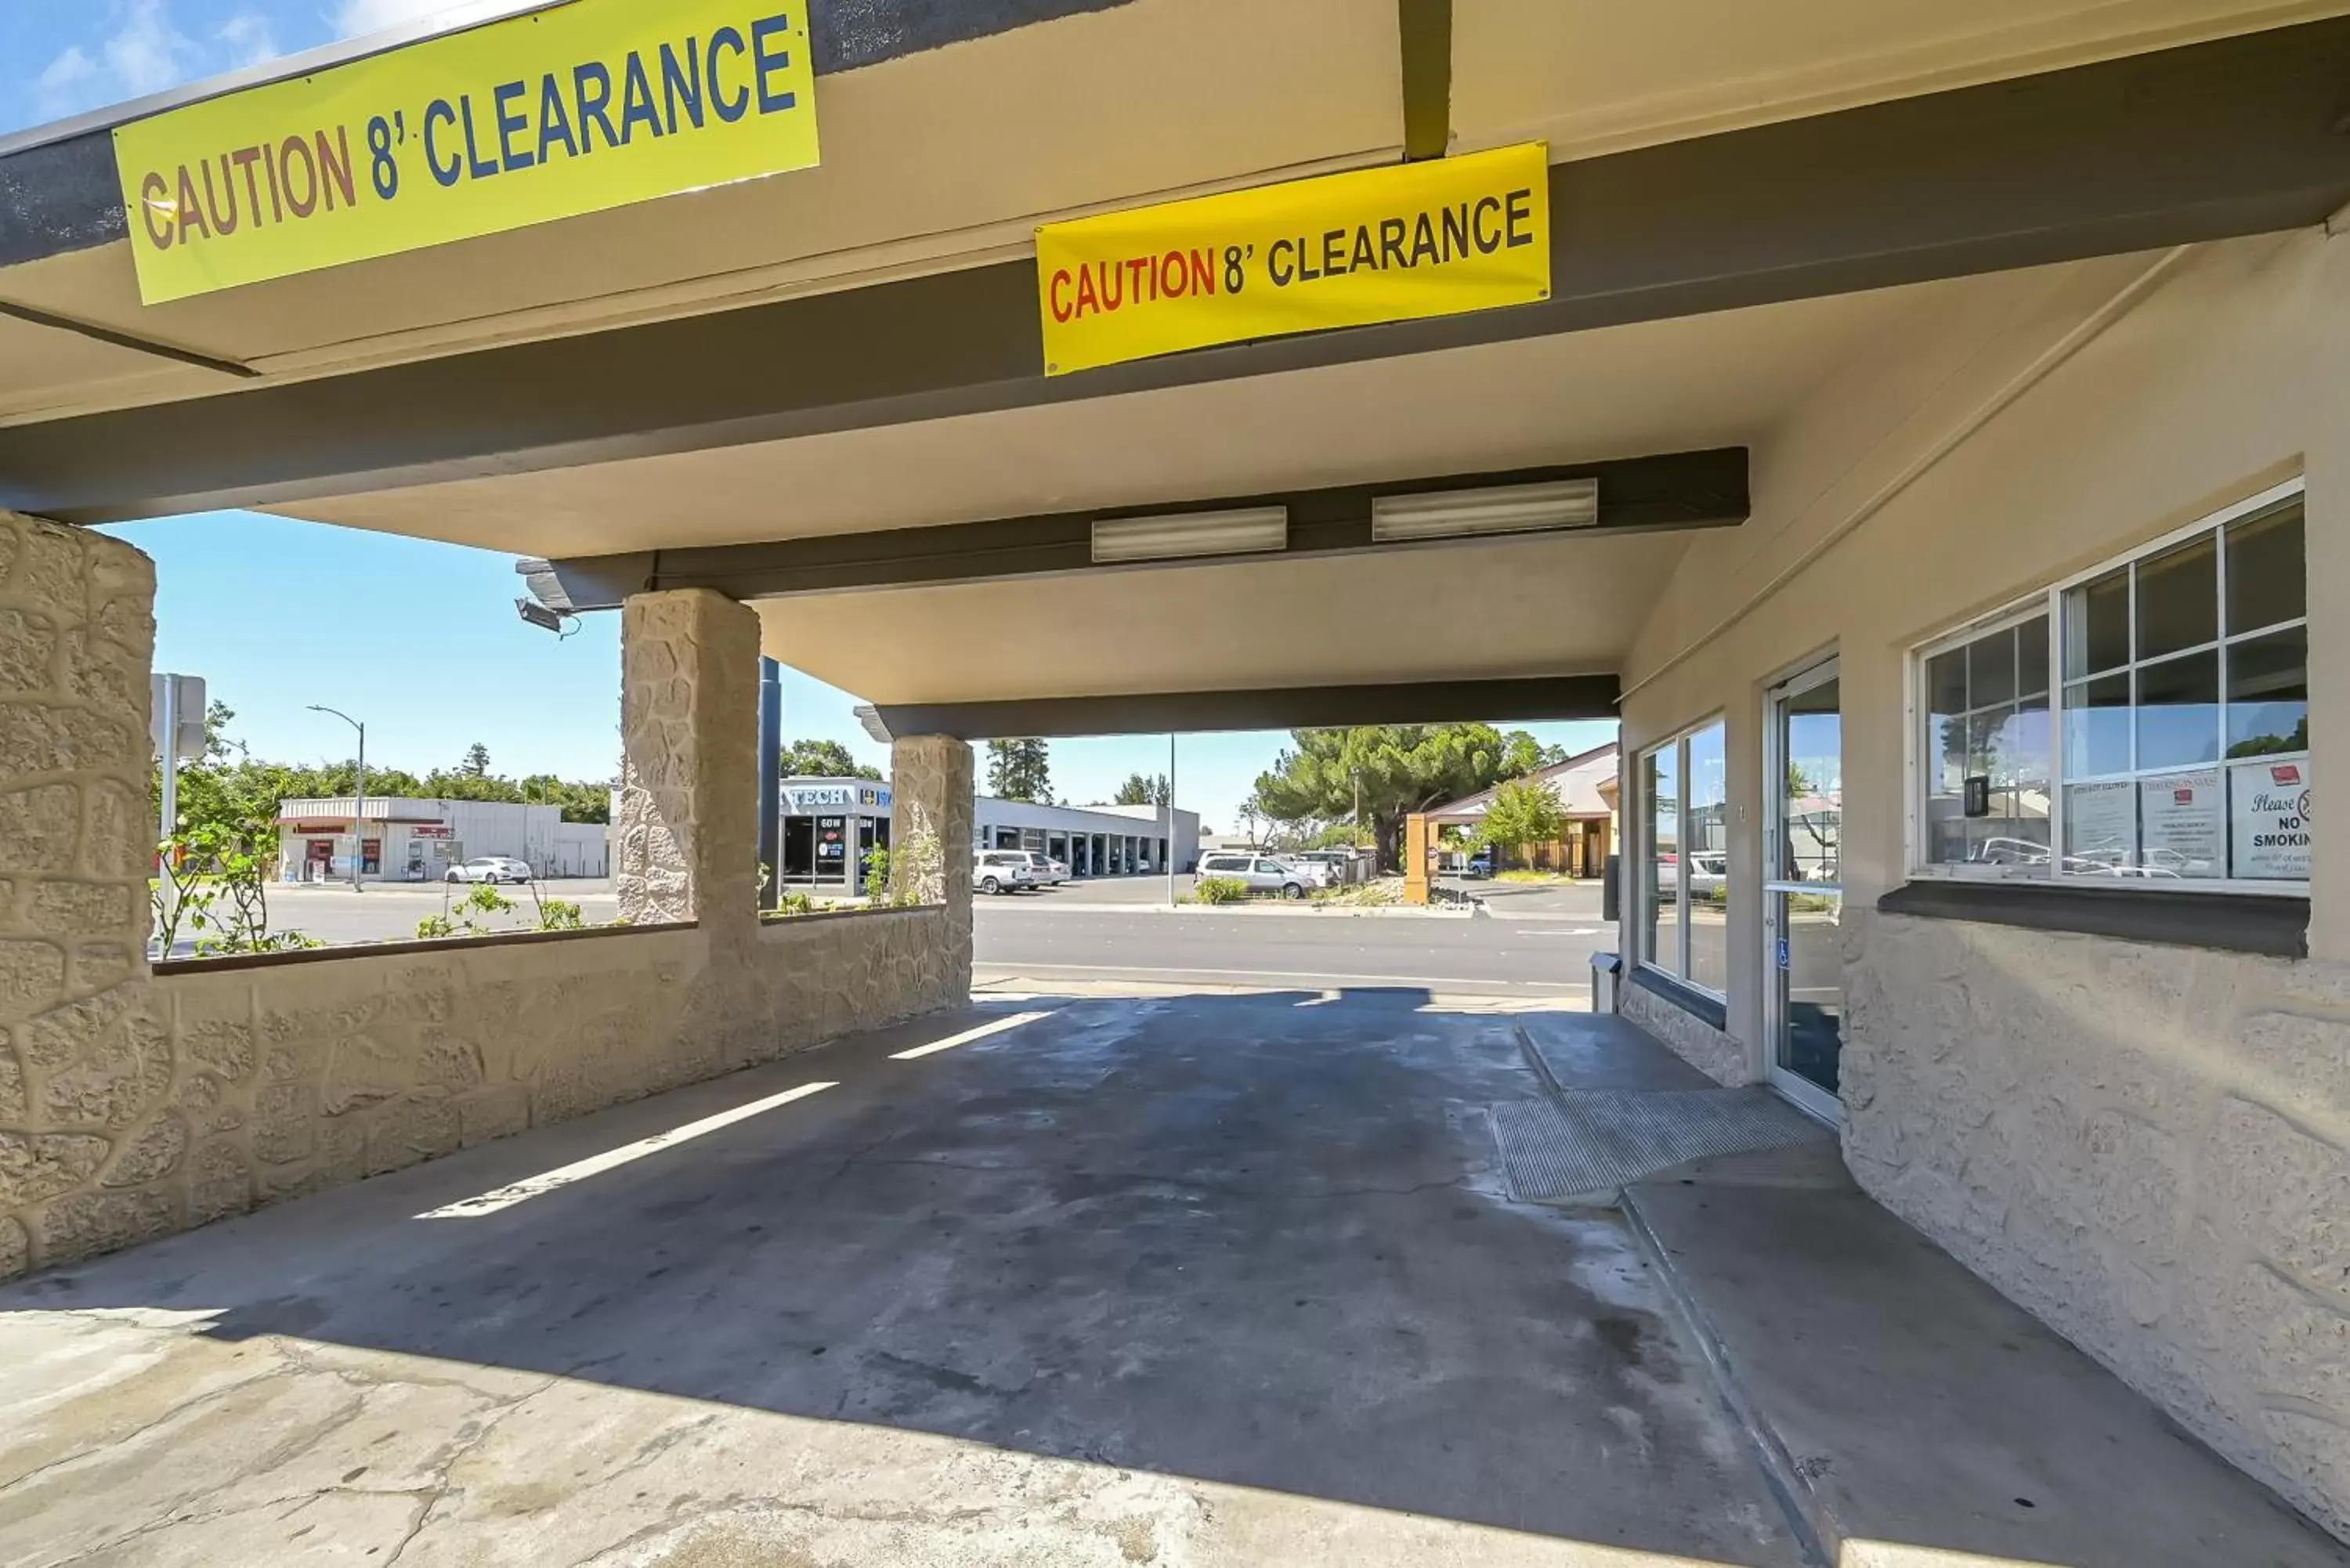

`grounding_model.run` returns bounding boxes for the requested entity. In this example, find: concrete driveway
[0,992,1804,1567]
